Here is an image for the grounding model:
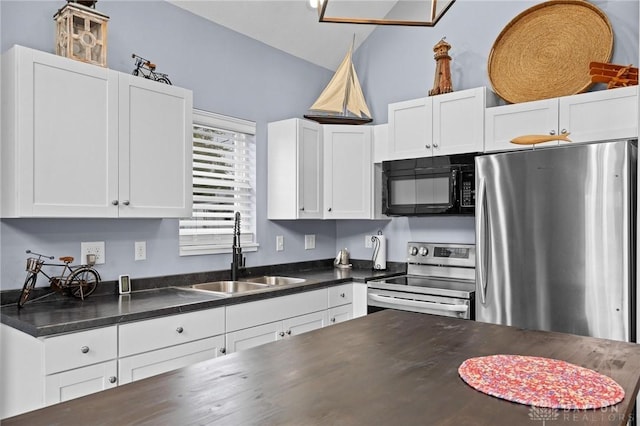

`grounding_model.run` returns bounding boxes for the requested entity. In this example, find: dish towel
[458,354,624,409]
